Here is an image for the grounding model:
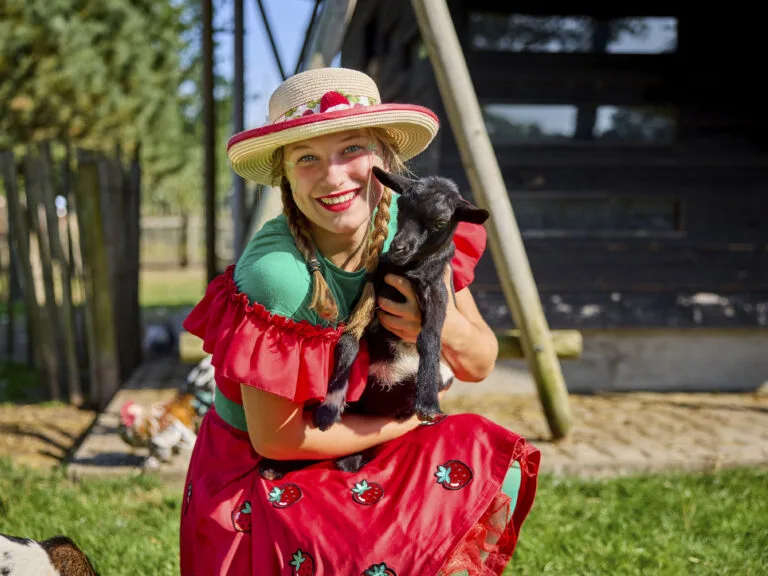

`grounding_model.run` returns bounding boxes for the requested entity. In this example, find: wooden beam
[180,328,582,365]
[410,0,573,438]
[301,0,357,70]
[497,330,582,360]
